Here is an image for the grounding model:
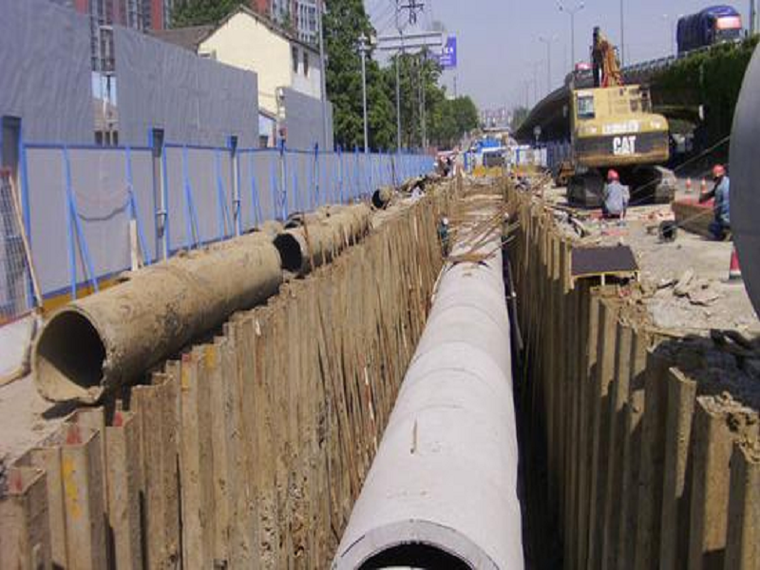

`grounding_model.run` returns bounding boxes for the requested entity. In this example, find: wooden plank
[634,351,673,570]
[617,327,650,570]
[207,339,232,567]
[105,410,143,570]
[131,380,167,568]
[724,443,760,570]
[178,349,214,569]
[601,321,634,570]
[24,444,67,567]
[659,368,697,570]
[0,466,51,570]
[60,423,107,569]
[160,362,181,567]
